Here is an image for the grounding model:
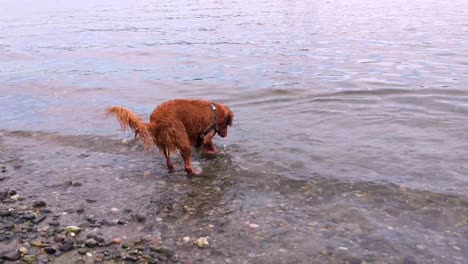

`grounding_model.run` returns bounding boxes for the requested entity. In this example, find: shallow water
[1,0,467,263]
